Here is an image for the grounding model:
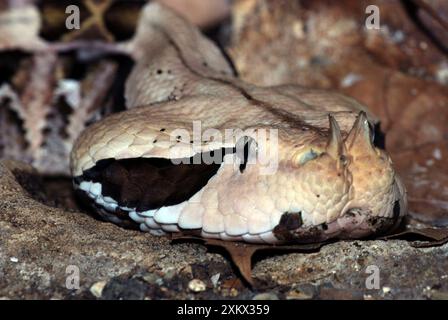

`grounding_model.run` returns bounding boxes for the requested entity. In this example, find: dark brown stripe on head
[76,149,234,212]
